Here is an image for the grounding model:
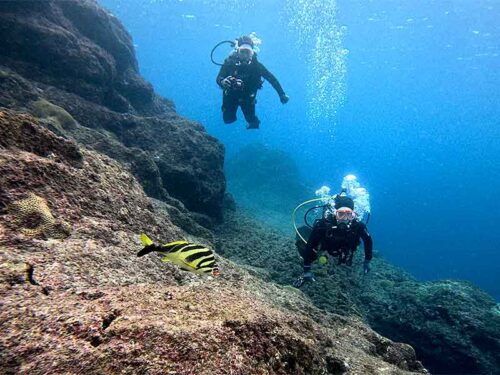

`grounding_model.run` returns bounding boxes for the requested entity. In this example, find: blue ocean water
[100,0,500,300]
